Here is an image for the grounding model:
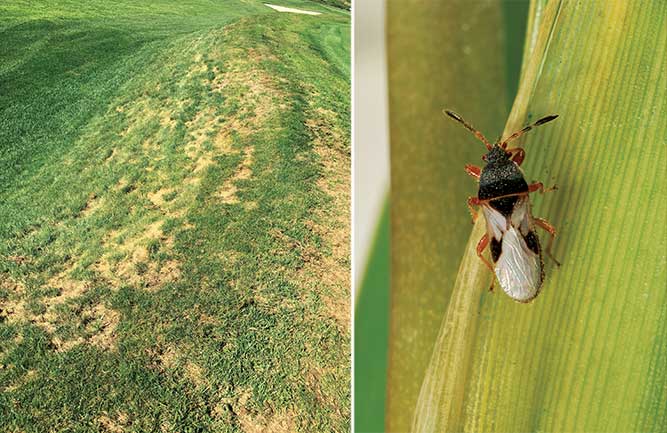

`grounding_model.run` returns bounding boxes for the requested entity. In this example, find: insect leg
[465,164,481,180]
[506,147,526,165]
[476,233,495,274]
[534,217,561,266]
[528,181,558,194]
[467,196,481,223]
